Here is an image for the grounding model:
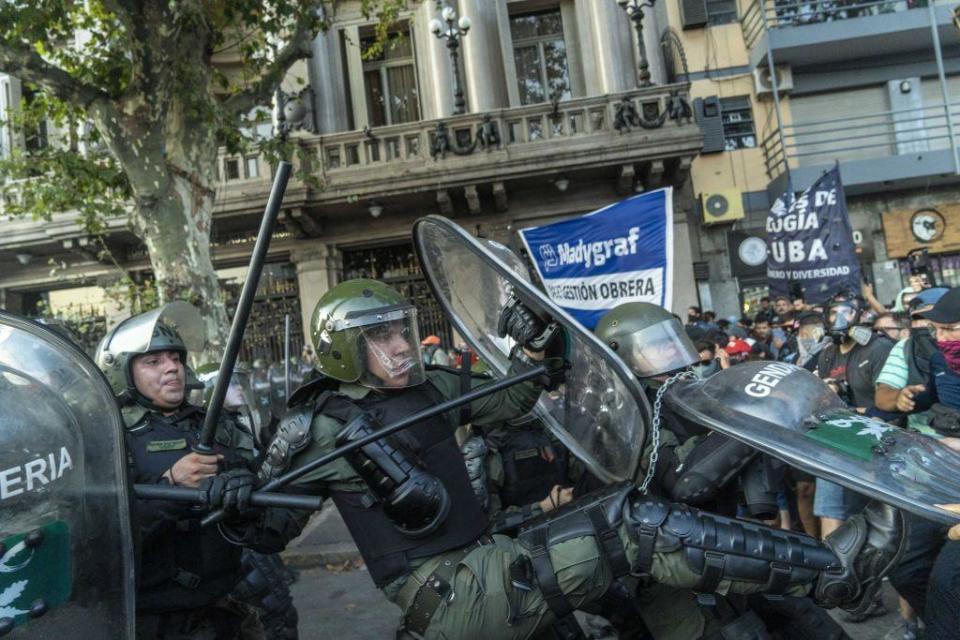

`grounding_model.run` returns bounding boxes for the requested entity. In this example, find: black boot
[815,501,906,615]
